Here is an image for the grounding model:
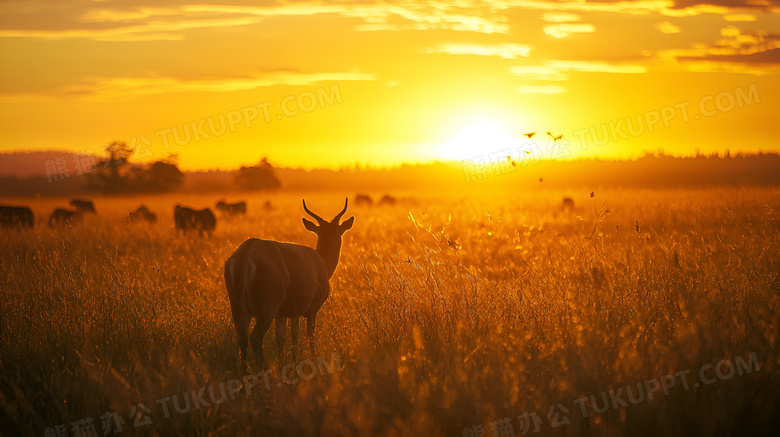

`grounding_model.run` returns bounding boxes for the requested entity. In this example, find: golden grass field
[1,188,779,436]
